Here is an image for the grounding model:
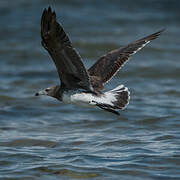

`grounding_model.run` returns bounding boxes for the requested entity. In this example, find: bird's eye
[45,89,49,92]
